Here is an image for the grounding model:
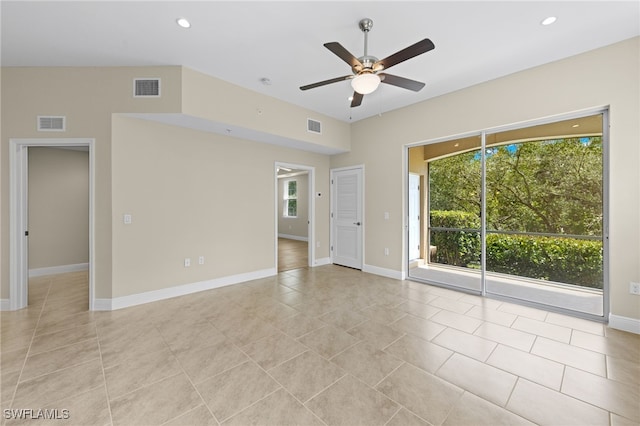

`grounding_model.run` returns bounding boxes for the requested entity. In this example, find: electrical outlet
[198,256,205,265]
[630,282,640,295]
[184,258,191,267]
